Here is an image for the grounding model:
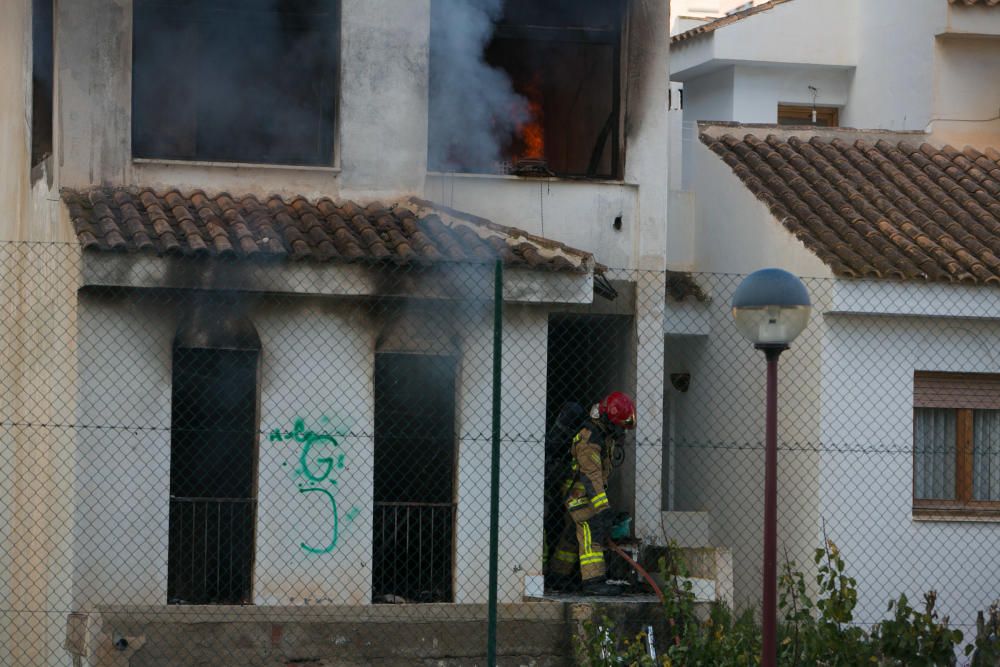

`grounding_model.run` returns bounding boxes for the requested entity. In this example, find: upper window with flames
[429,0,625,180]
[132,0,340,167]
